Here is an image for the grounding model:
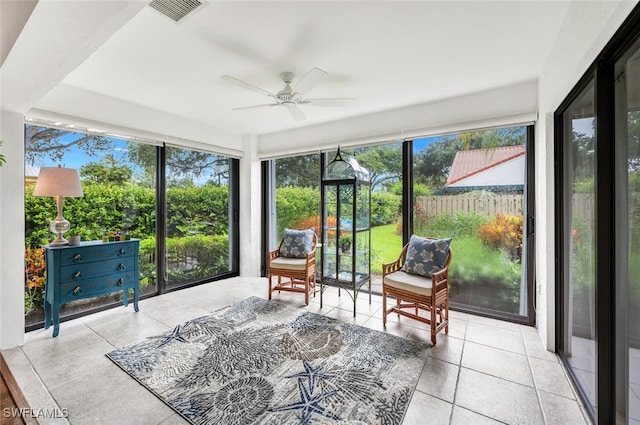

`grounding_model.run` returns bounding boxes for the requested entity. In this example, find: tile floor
[2,277,591,425]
